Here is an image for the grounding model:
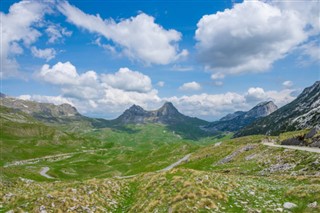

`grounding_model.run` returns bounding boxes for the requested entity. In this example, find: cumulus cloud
[195,0,313,76]
[0,0,49,78]
[31,46,56,61]
[245,87,268,102]
[19,94,74,106]
[179,81,202,91]
[58,1,187,65]
[167,87,296,120]
[101,68,153,93]
[32,61,298,120]
[35,61,161,115]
